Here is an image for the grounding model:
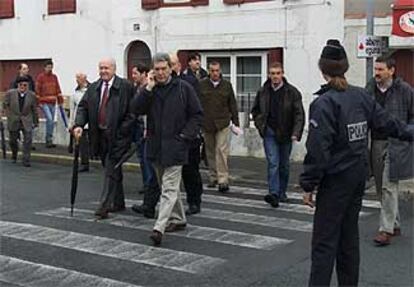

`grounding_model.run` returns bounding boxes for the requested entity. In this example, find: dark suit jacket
[3,89,39,132]
[74,75,135,160]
